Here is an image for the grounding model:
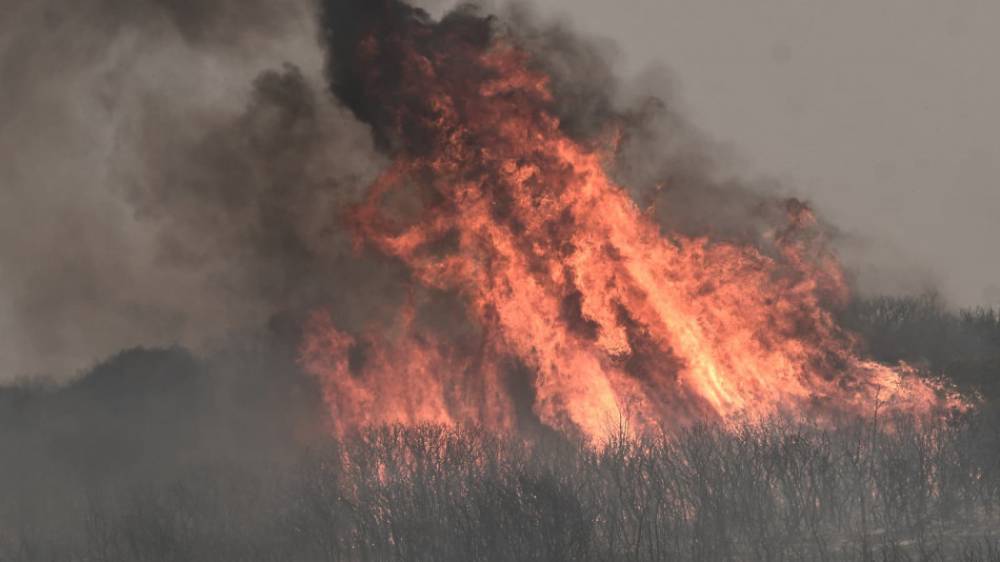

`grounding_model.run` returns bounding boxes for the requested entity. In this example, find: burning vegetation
[298,0,958,441]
